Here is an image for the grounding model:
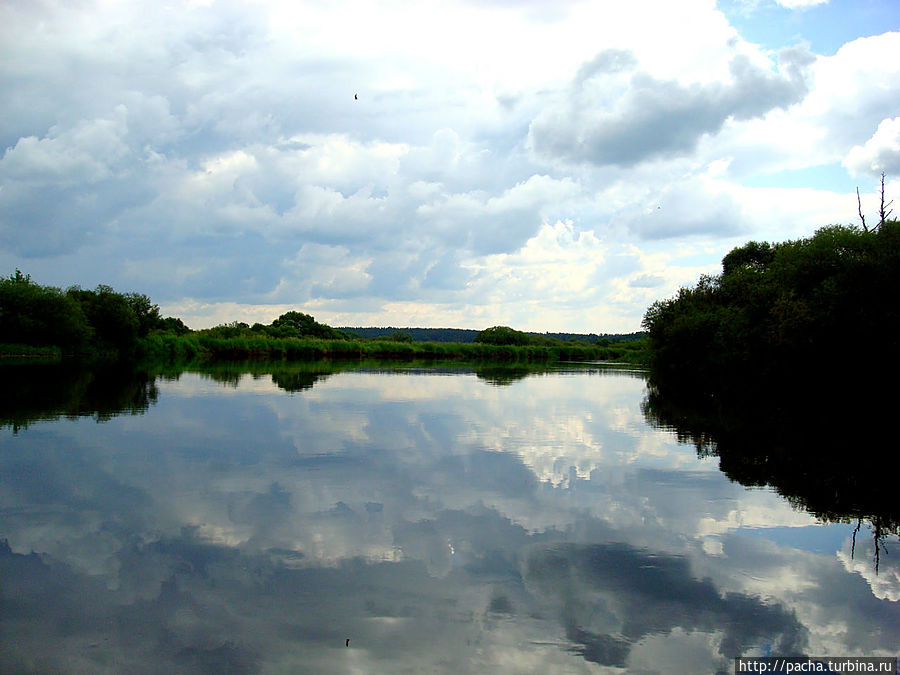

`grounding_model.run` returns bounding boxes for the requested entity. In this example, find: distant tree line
[339,327,481,343]
[642,221,900,398]
[340,326,646,345]
[0,271,188,357]
[472,325,647,347]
